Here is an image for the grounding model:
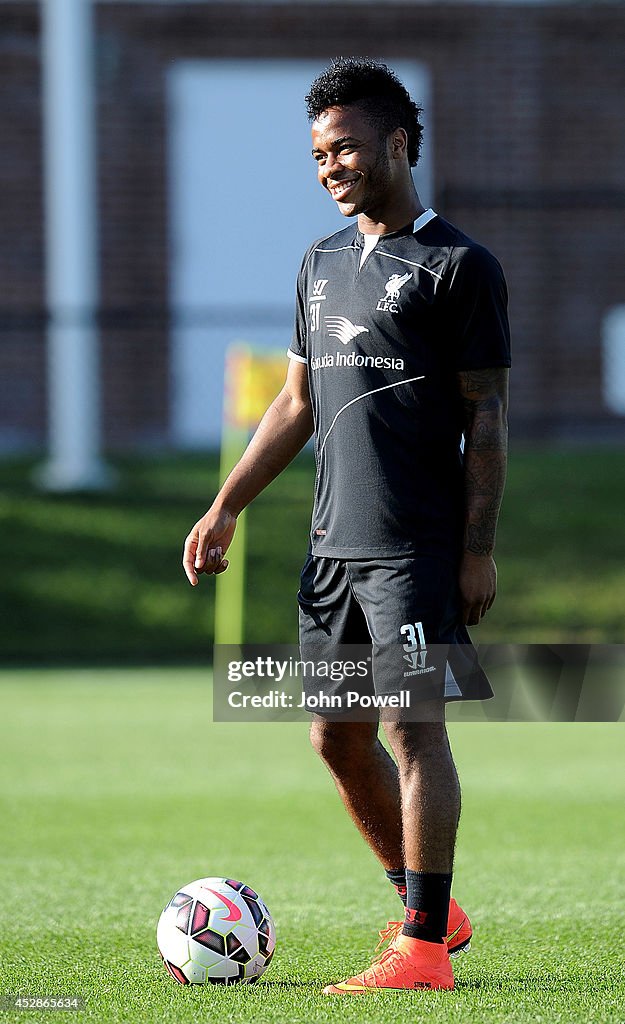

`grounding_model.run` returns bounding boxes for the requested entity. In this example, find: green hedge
[1,448,623,663]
